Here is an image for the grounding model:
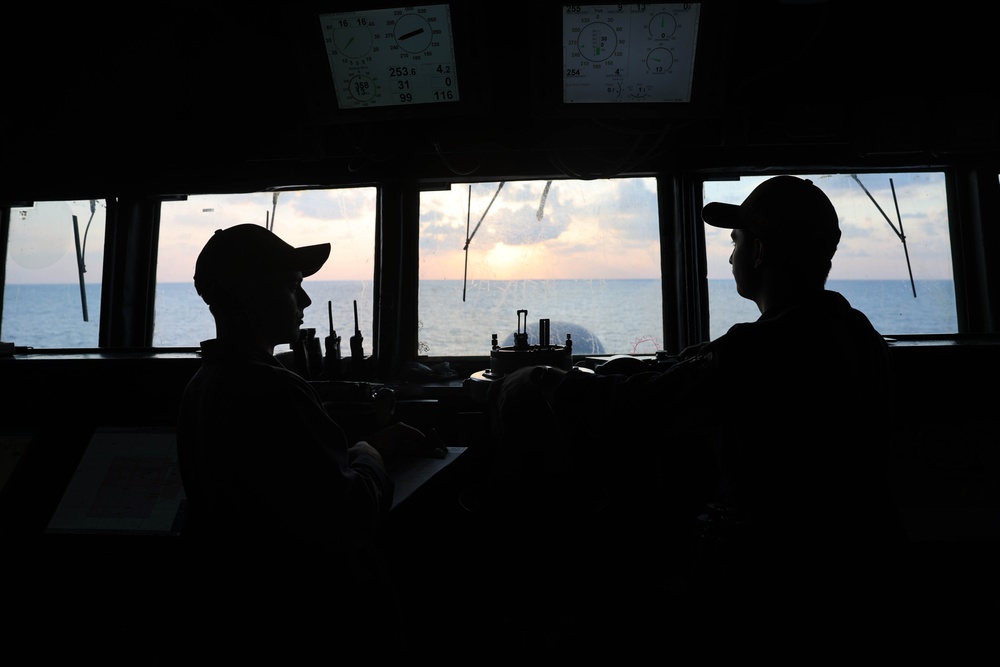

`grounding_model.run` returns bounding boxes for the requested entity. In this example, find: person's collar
[199,338,281,366]
[757,289,829,321]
